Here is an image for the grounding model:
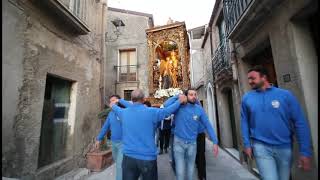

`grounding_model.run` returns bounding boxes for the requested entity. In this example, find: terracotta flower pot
[86,149,113,172]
